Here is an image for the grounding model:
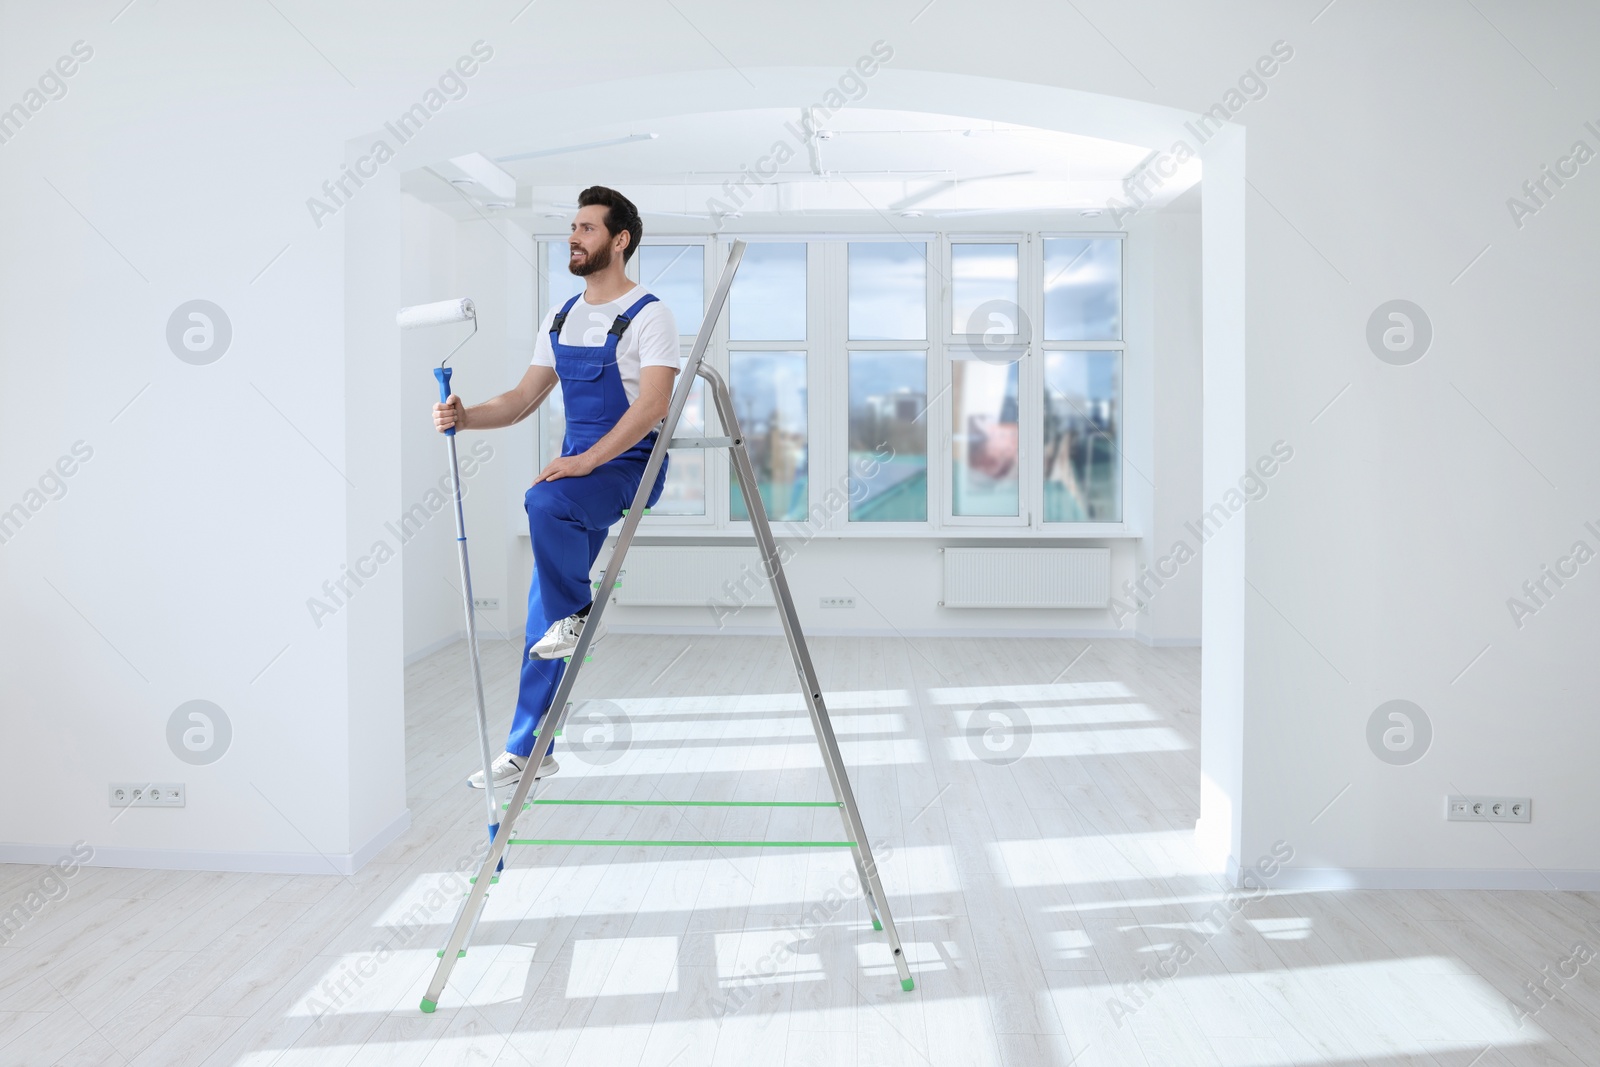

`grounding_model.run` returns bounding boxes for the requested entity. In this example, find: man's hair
[576,186,643,263]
